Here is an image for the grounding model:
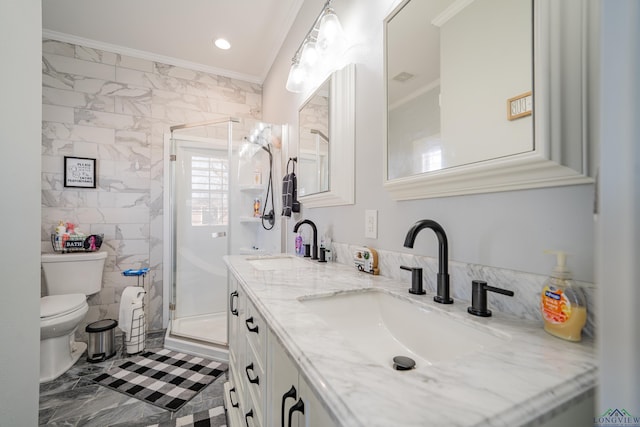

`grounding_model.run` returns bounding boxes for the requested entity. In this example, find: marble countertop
[224,254,597,427]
